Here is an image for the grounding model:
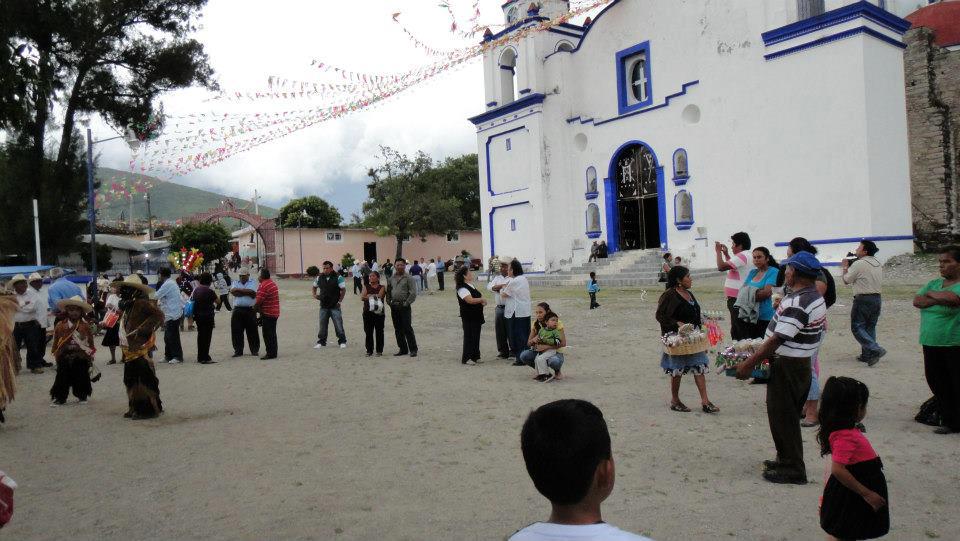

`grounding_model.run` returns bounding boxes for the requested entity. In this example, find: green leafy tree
[169,222,231,265]
[424,153,480,229]
[341,253,355,268]
[278,196,342,229]
[361,147,464,260]
[80,242,113,271]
